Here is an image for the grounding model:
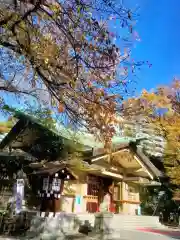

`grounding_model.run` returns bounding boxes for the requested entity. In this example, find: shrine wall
[61,180,87,213]
[121,182,140,215]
